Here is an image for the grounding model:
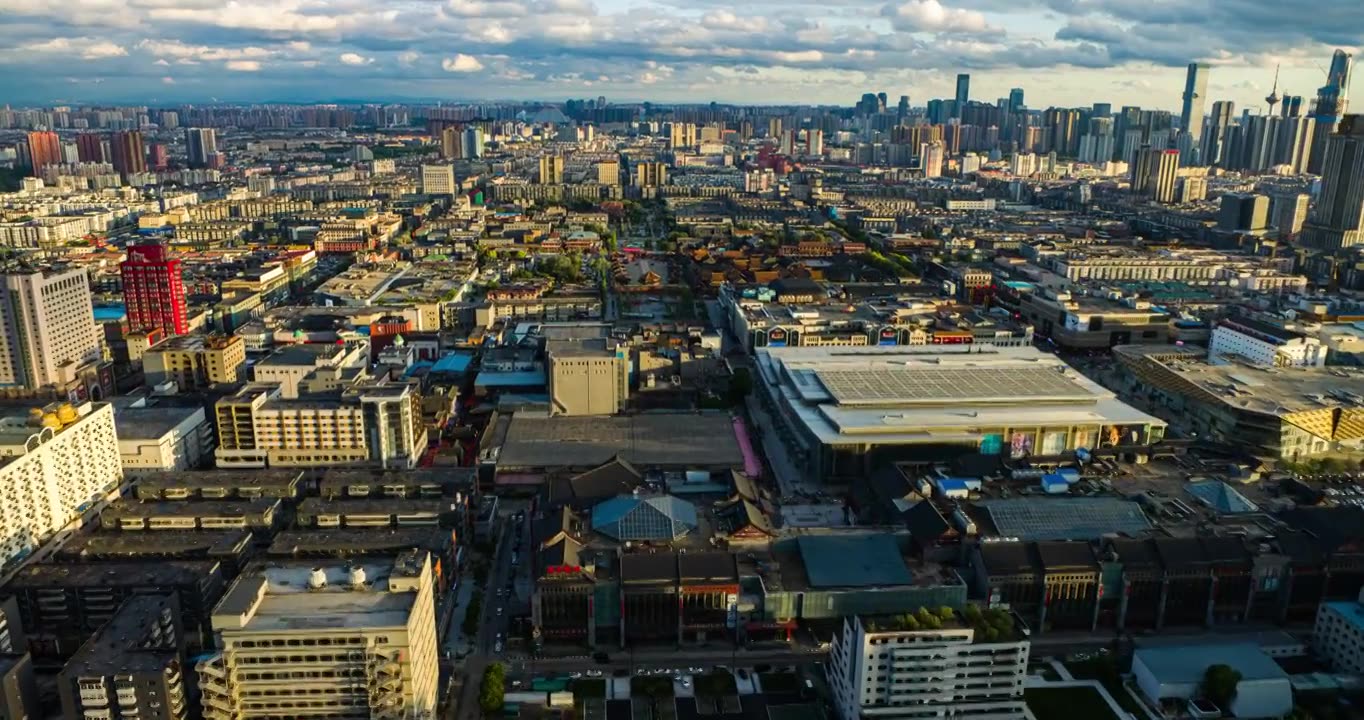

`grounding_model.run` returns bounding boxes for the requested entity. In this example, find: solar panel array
[816,366,1093,404]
